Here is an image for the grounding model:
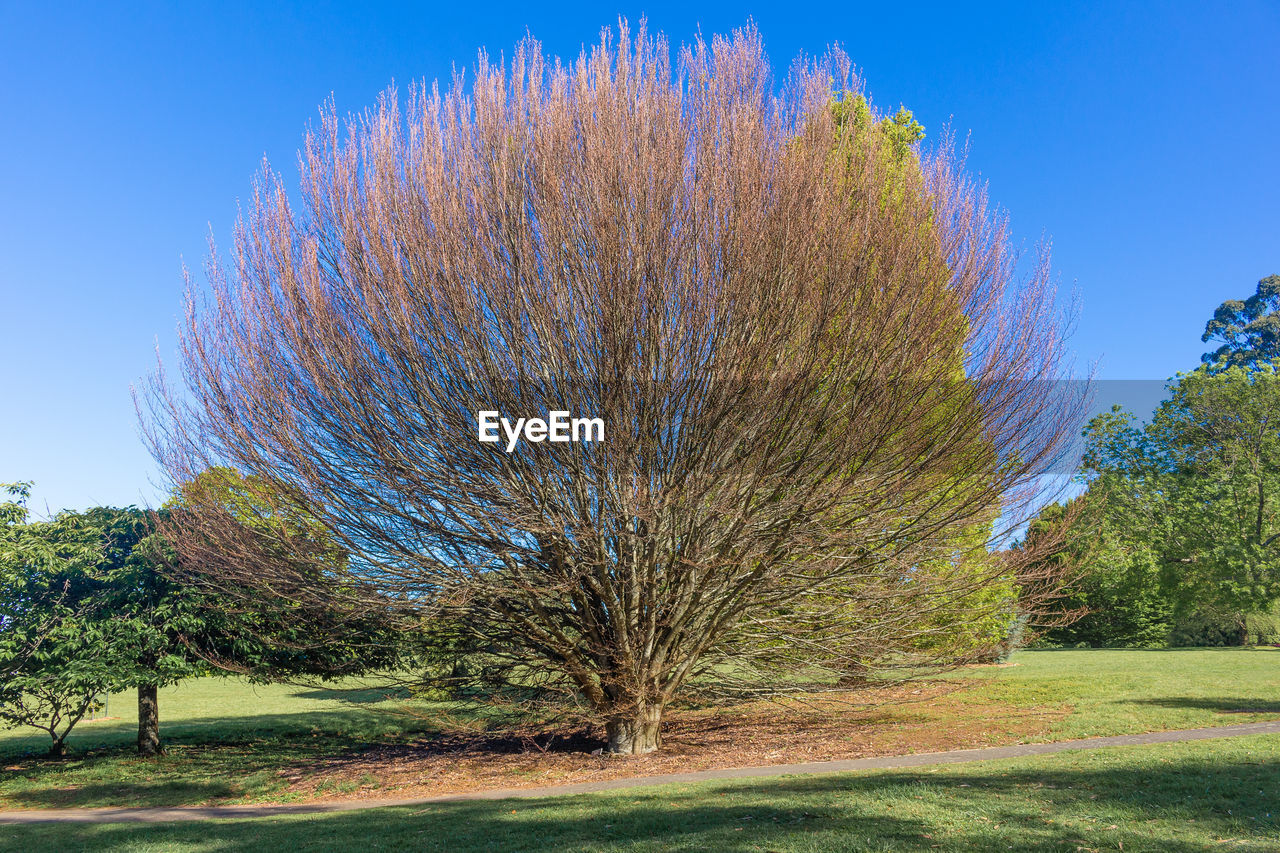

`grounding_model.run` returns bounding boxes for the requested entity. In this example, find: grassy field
[1,648,1277,812]
[0,679,444,807]
[951,647,1280,739]
[0,678,430,757]
[3,734,1278,851]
